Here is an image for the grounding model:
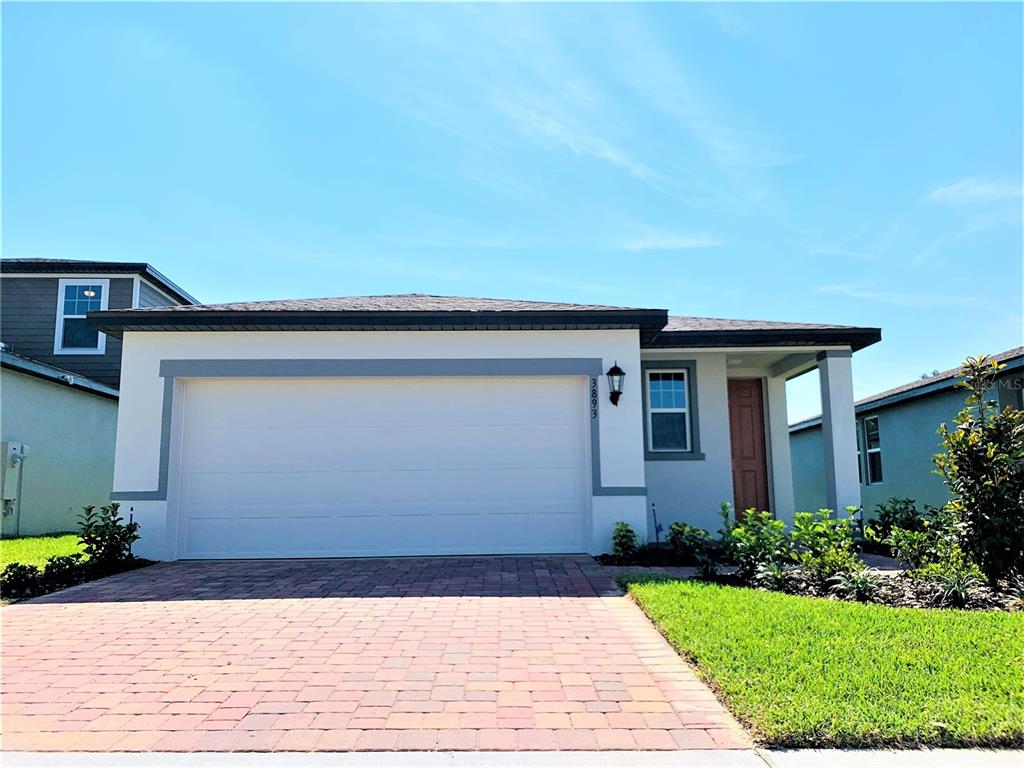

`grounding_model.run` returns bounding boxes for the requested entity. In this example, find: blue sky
[3,2,1022,420]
